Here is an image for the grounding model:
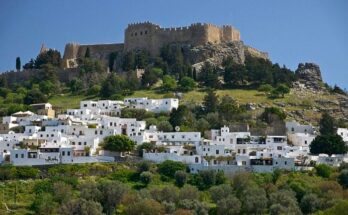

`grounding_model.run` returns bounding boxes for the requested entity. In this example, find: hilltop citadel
[62,22,267,68]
